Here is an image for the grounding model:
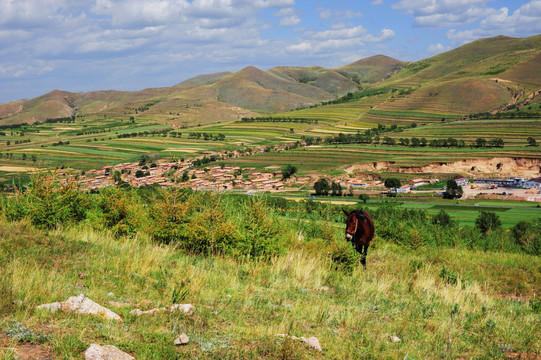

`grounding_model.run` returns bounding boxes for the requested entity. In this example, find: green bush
[1,174,88,228]
[512,219,541,255]
[329,240,360,272]
[96,186,146,236]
